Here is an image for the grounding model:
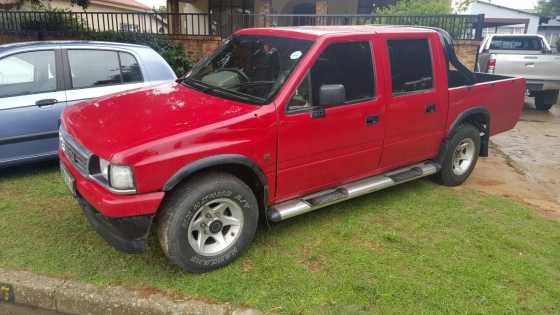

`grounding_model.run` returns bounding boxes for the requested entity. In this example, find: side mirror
[319,84,346,107]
